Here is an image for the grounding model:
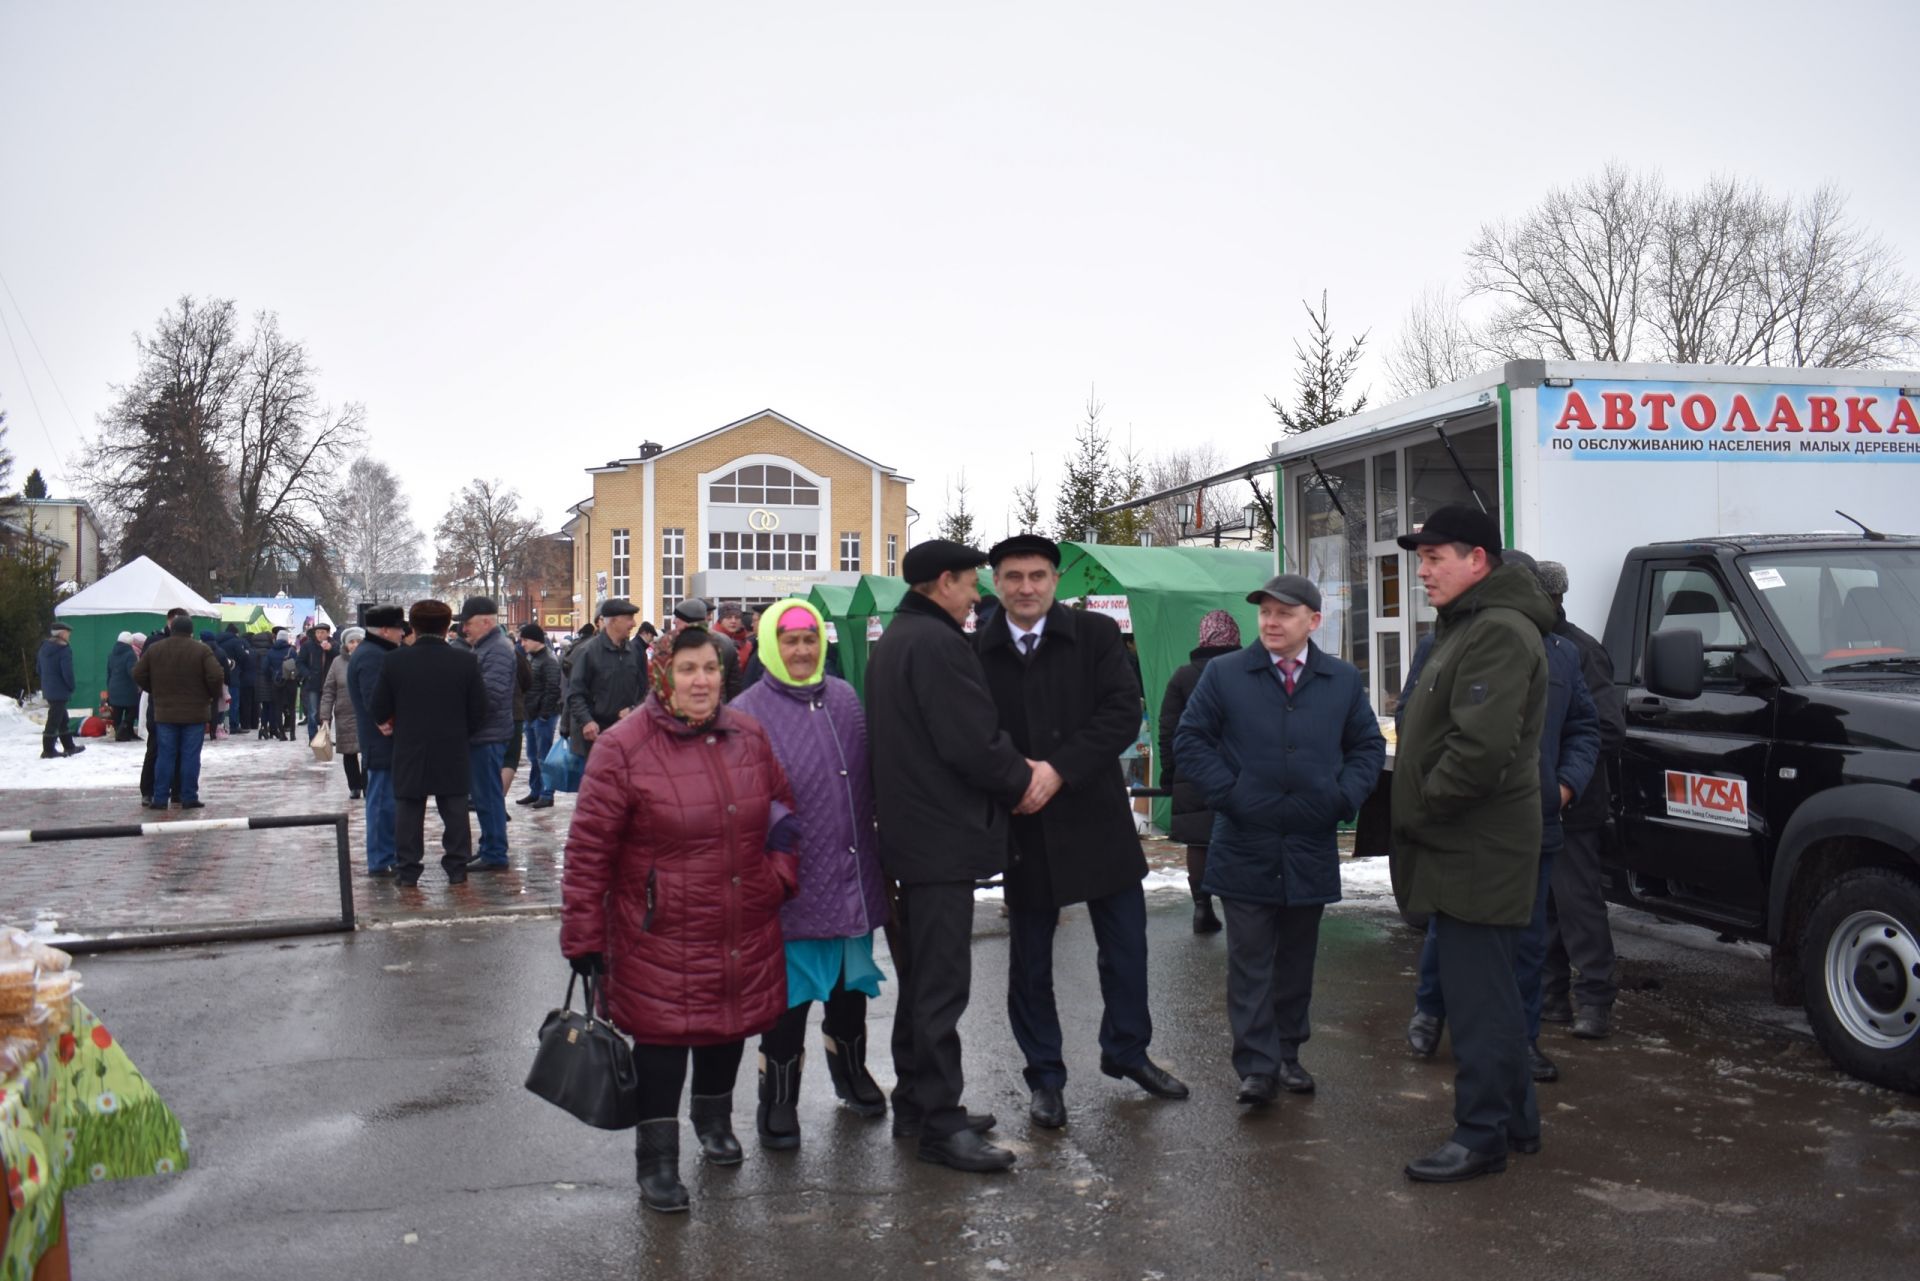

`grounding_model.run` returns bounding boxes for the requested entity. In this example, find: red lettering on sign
[1690,776,1747,818]
[1553,391,1596,431]
[1681,394,1717,431]
[1767,396,1803,432]
[1602,392,1636,430]
[1808,396,1840,433]
[1891,398,1920,435]
[1724,395,1761,432]
[1641,392,1676,431]
[1845,397,1883,433]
